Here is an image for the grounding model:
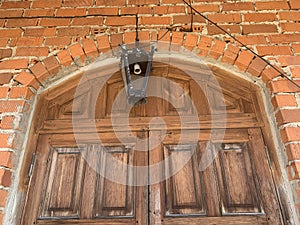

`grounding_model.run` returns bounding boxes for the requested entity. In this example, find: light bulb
[133,63,142,75]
